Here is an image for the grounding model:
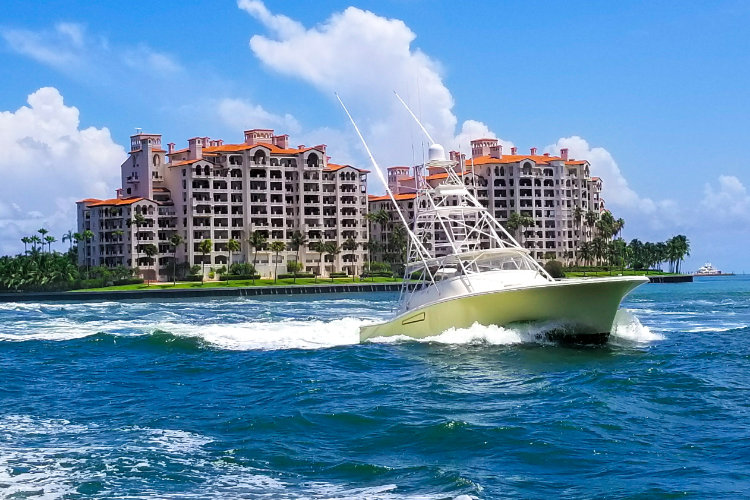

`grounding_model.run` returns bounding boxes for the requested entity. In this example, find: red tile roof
[425,170,467,181]
[368,193,417,202]
[169,158,204,167]
[87,197,146,207]
[324,163,370,173]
